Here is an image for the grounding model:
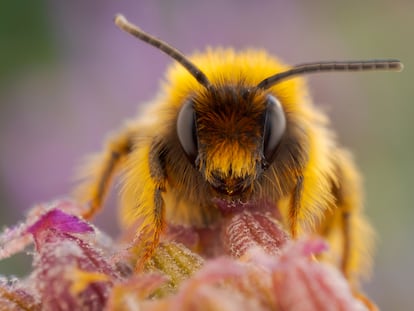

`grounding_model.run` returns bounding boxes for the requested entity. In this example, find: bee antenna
[114,14,212,89]
[257,59,404,89]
